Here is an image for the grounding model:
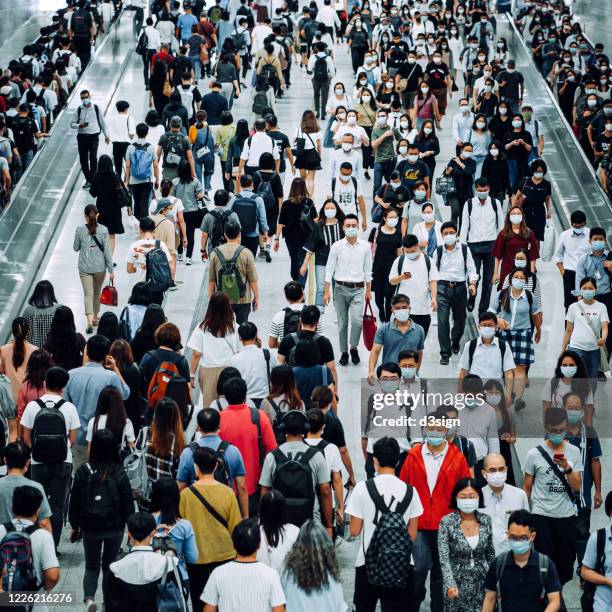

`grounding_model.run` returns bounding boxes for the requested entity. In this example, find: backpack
[145,240,172,293]
[119,306,132,341]
[495,550,549,610]
[394,254,431,295]
[287,332,321,367]
[136,31,148,56]
[209,209,232,248]
[232,195,258,234]
[31,399,67,464]
[364,479,414,589]
[269,399,286,444]
[130,143,154,181]
[12,117,36,153]
[0,523,39,593]
[252,90,269,115]
[177,84,195,118]
[331,177,358,212]
[147,358,182,408]
[312,55,329,82]
[282,307,301,337]
[254,172,276,211]
[580,528,606,612]
[467,338,507,376]
[271,447,319,526]
[214,245,247,302]
[189,440,231,486]
[163,133,186,167]
[81,464,121,530]
[208,5,222,24]
[230,30,247,53]
[20,56,35,81]
[462,197,500,236]
[157,556,188,612]
[260,62,277,83]
[72,9,92,37]
[124,427,151,502]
